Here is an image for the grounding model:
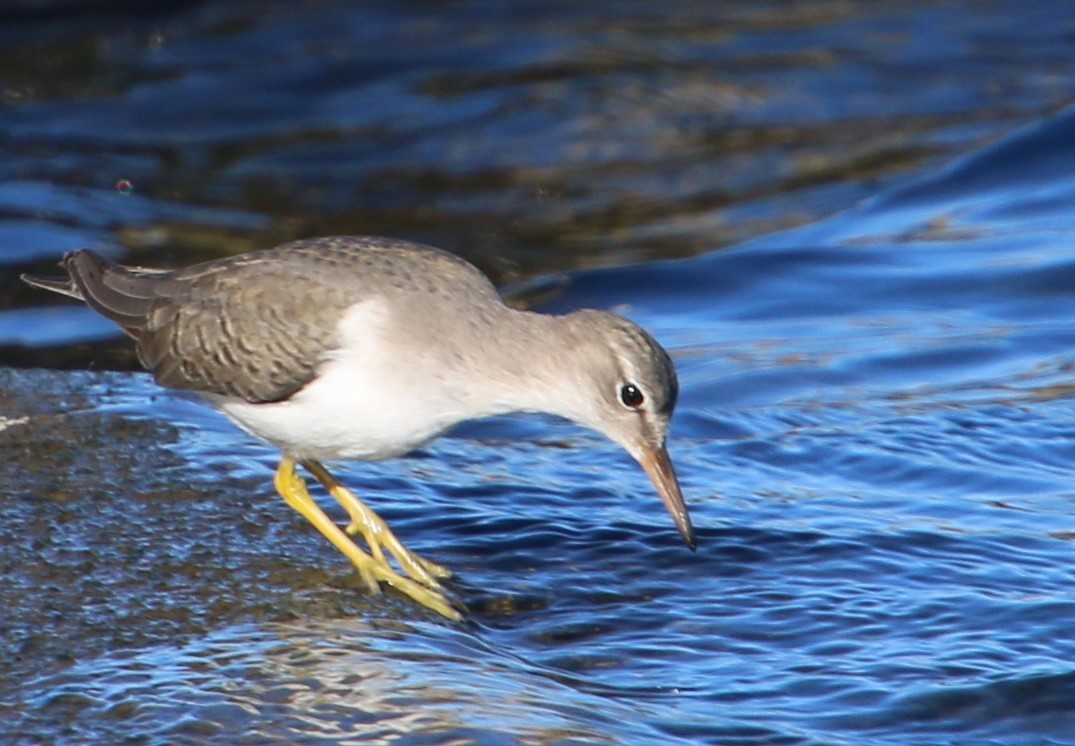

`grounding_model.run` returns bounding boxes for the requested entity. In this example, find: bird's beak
[636,441,696,550]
